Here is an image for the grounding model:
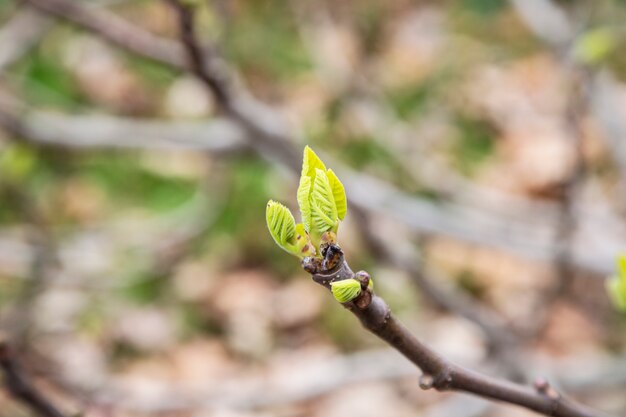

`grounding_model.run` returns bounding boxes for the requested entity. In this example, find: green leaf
[326,169,347,220]
[311,169,337,232]
[266,200,297,253]
[297,175,312,232]
[331,279,362,303]
[302,145,326,180]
